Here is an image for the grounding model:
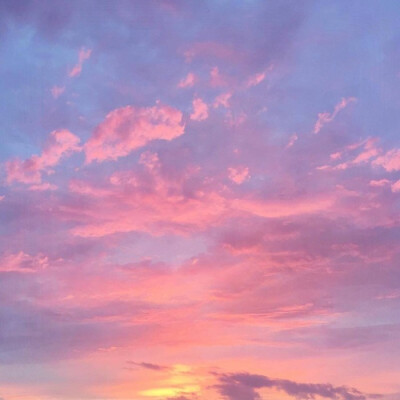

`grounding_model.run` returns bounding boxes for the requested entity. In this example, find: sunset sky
[1,1,400,399]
